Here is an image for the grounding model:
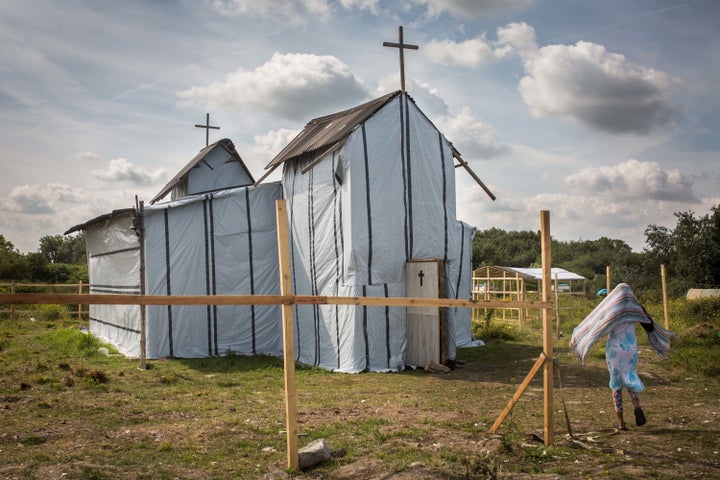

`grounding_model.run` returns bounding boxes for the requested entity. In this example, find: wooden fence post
[490,211,554,444]
[606,266,611,294]
[540,210,554,446]
[138,199,147,370]
[276,199,299,471]
[661,264,669,330]
[78,282,83,322]
[554,273,561,339]
[10,281,15,321]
